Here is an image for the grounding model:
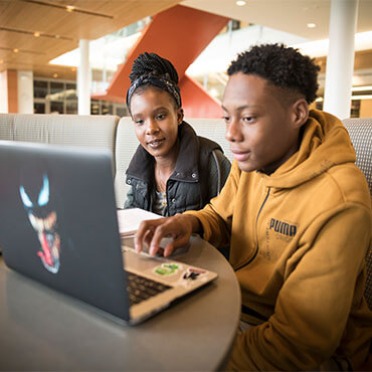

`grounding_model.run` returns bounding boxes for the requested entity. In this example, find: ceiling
[1,0,372,81]
[0,0,182,78]
[183,0,372,40]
